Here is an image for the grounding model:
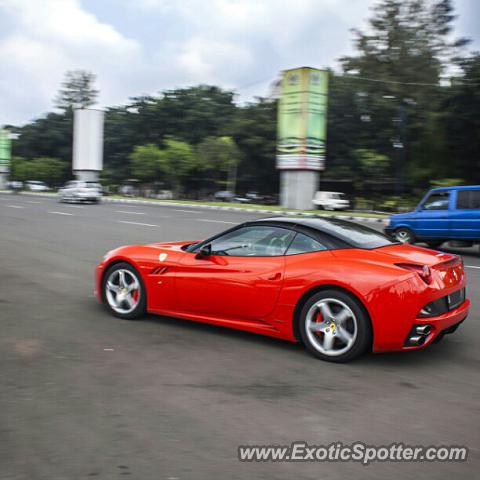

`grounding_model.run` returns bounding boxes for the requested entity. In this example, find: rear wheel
[395,227,415,244]
[298,290,372,362]
[102,262,146,320]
